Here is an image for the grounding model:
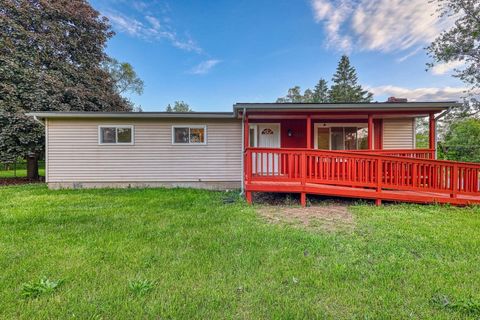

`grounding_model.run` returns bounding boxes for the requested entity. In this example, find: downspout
[32,115,45,126]
[434,107,452,160]
[240,108,246,195]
